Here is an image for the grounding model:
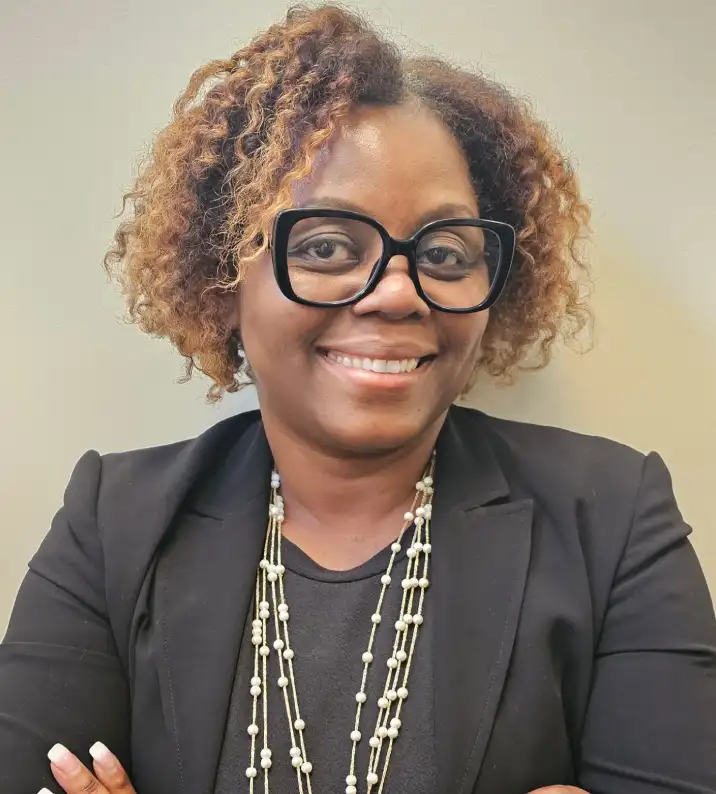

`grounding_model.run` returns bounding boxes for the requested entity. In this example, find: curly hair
[105,4,591,401]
